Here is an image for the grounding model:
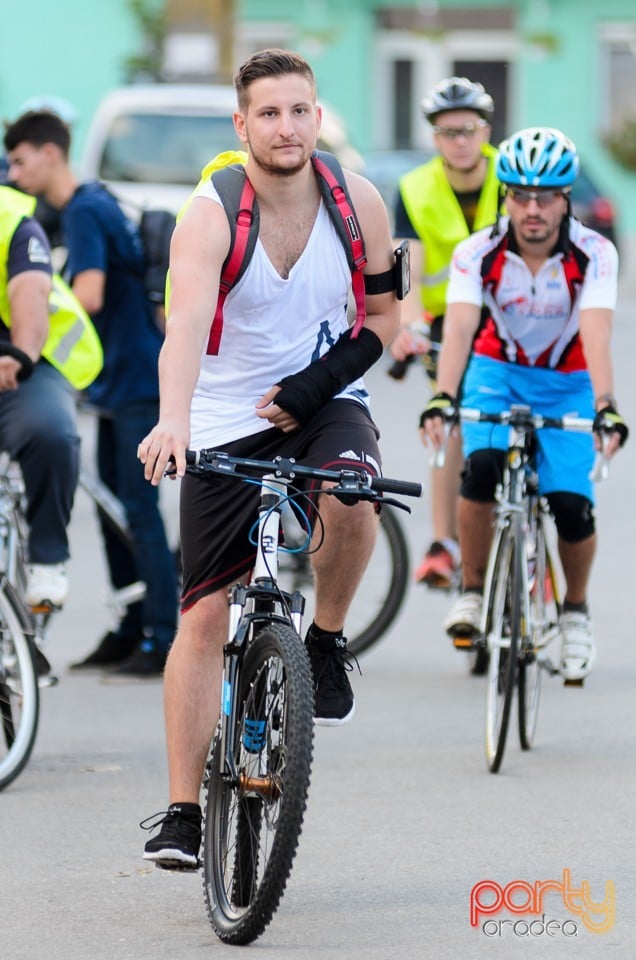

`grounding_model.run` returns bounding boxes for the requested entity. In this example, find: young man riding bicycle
[420,127,628,684]
[137,48,400,867]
